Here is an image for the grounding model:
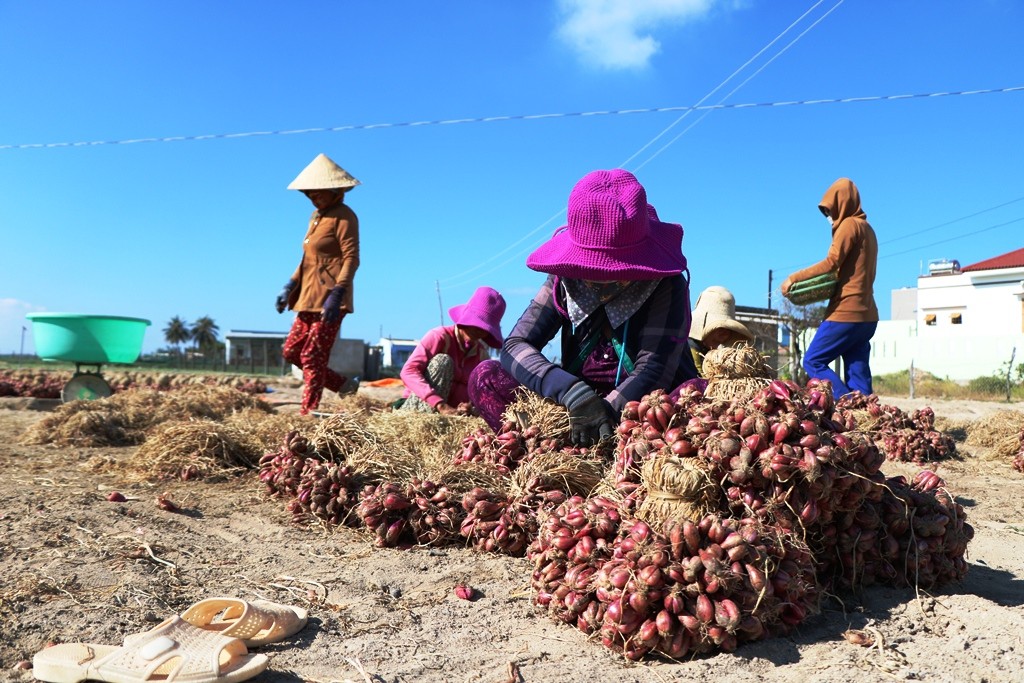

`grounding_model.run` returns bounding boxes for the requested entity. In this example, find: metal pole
[1007,347,1017,402]
[767,270,773,310]
[20,326,26,358]
[909,359,915,399]
[435,280,445,326]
